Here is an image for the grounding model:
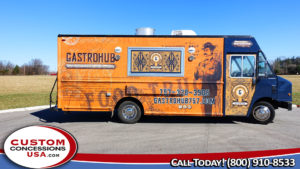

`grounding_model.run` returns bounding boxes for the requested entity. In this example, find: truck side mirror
[258,61,267,78]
